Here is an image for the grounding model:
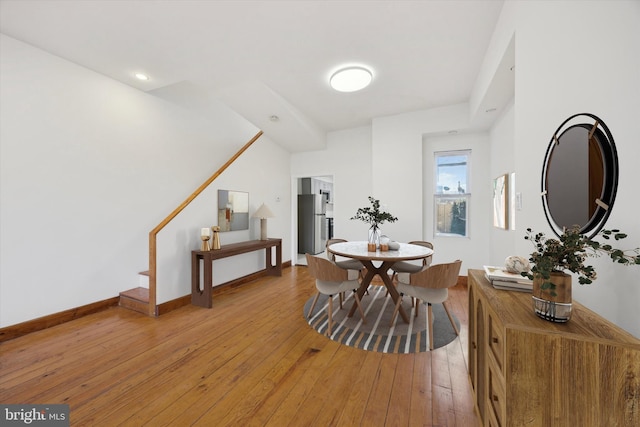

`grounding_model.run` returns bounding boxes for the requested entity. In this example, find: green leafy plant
[350,196,398,232]
[523,226,640,296]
